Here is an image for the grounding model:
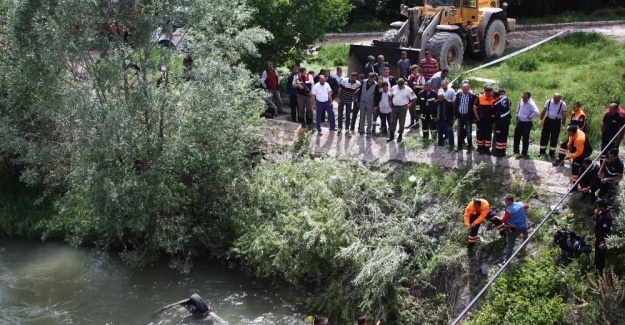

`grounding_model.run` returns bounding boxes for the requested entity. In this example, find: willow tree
[0,0,271,271]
